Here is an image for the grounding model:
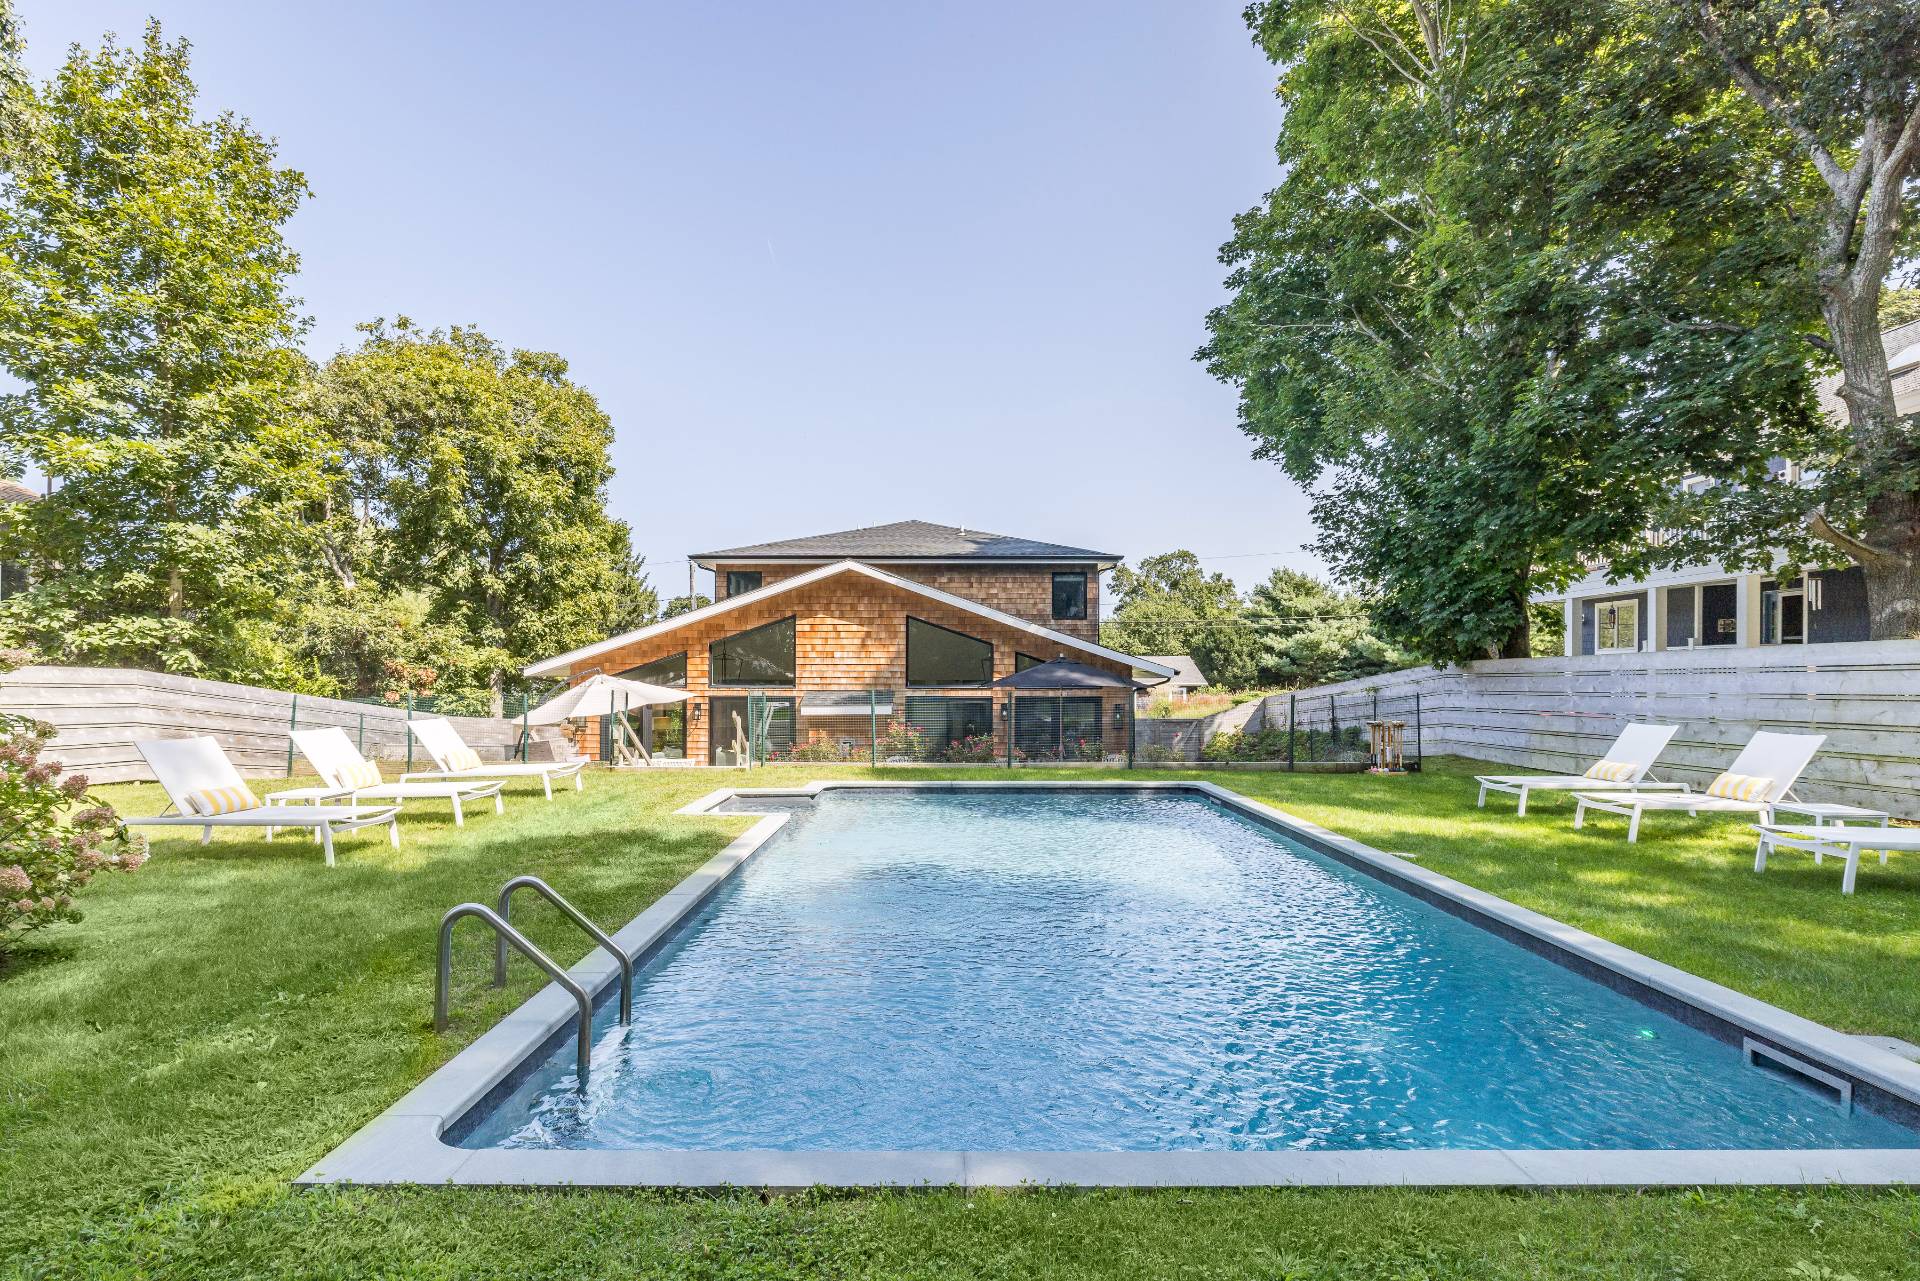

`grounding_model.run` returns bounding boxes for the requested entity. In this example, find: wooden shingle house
[523,521,1174,764]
